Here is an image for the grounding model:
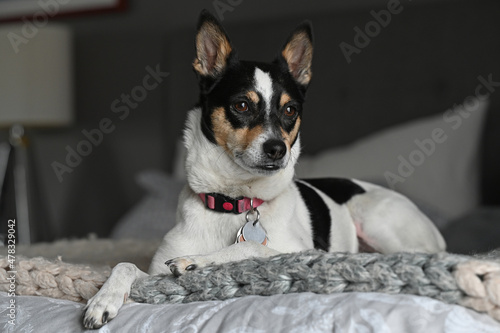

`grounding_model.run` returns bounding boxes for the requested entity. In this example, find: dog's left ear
[279,22,313,87]
[193,10,234,78]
